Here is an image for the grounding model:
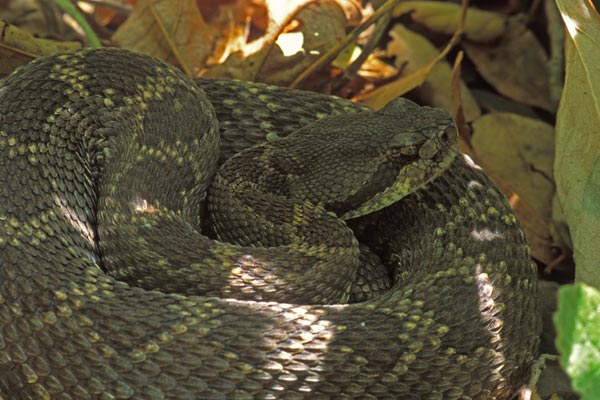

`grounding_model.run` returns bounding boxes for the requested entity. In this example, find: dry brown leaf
[472,112,555,264]
[0,0,50,36]
[0,22,80,74]
[112,0,215,76]
[393,1,506,43]
[471,89,540,119]
[554,0,600,287]
[204,0,353,85]
[462,20,556,112]
[357,24,480,120]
